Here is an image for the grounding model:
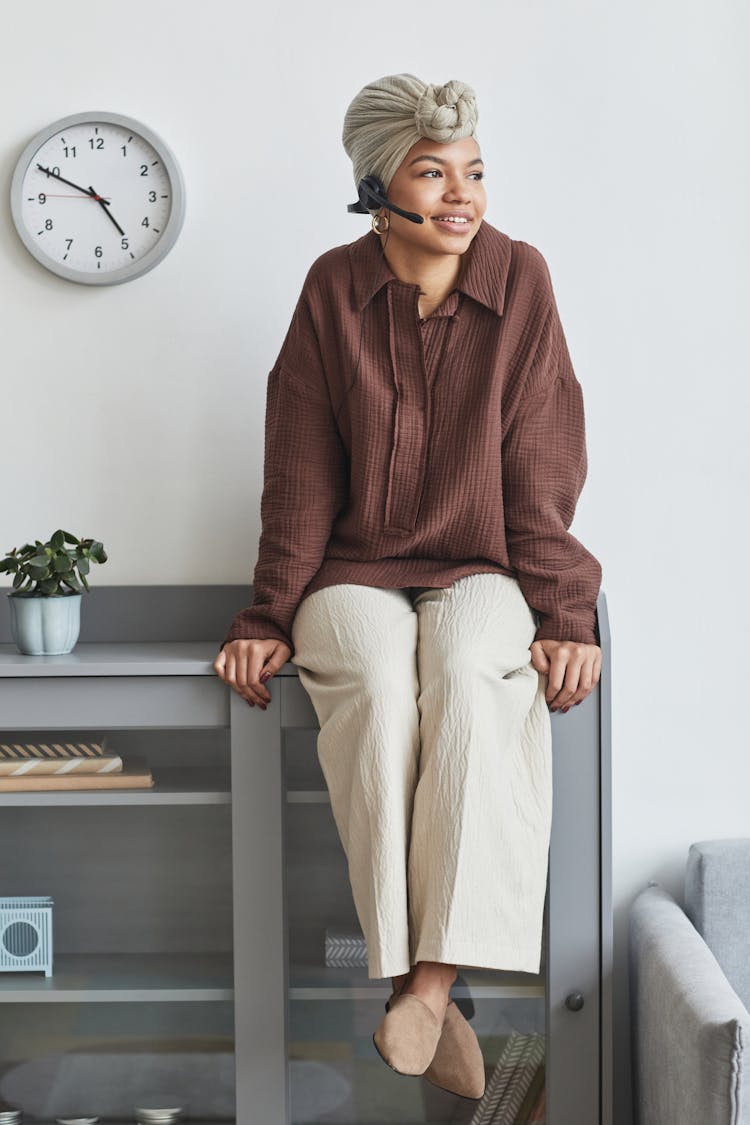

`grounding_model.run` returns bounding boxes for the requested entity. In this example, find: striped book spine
[0,741,122,776]
[324,929,368,967]
[470,1032,545,1125]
